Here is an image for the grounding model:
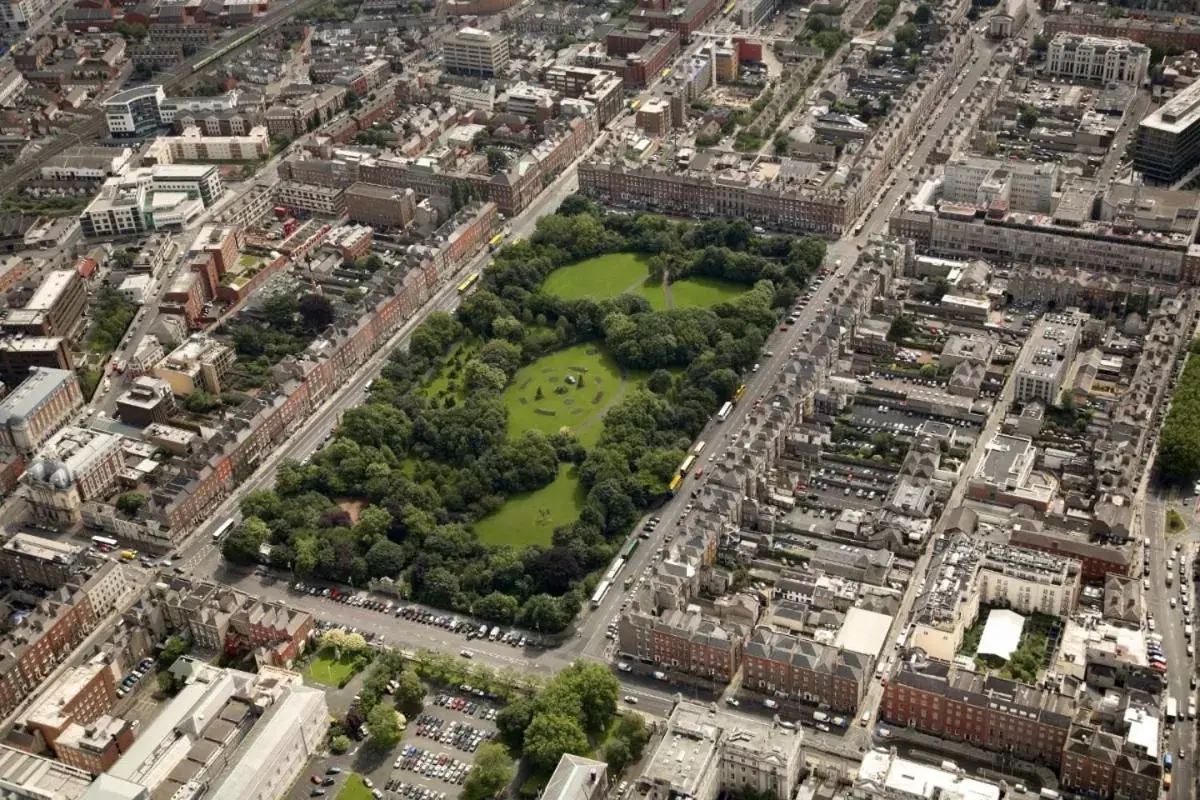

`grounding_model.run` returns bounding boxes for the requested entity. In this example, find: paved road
[1143,492,1196,800]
